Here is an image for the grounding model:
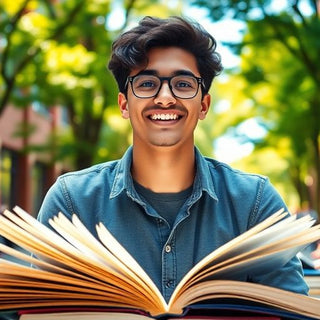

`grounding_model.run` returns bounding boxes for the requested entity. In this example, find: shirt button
[165,245,171,253]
